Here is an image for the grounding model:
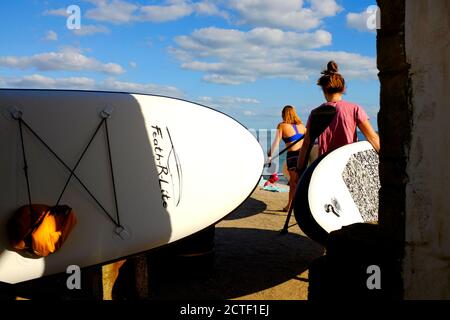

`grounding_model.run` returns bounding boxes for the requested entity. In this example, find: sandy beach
[107,184,325,300]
